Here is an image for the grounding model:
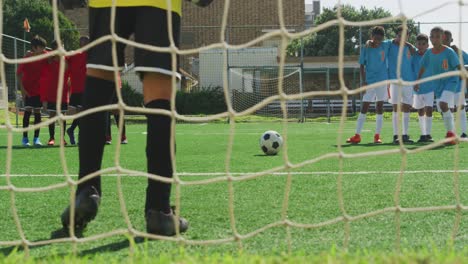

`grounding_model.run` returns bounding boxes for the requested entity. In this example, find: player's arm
[186,0,214,7]
[16,68,28,98]
[360,64,367,86]
[414,66,426,92]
